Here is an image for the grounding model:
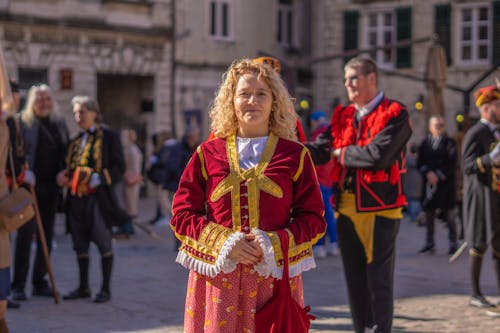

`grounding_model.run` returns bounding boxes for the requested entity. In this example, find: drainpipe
[170,0,177,137]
